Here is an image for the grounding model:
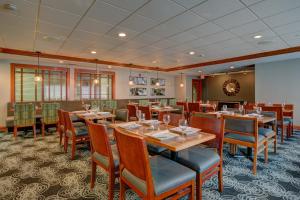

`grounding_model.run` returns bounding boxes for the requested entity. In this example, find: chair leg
[108,172,115,200]
[71,138,76,160]
[253,148,257,175]
[218,162,223,193]
[33,125,36,140]
[189,180,195,200]
[264,142,268,164]
[59,129,63,146]
[274,135,277,153]
[120,179,126,200]
[42,123,45,137]
[196,173,203,200]
[90,161,96,189]
[280,125,284,143]
[64,136,69,153]
[13,126,17,138]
